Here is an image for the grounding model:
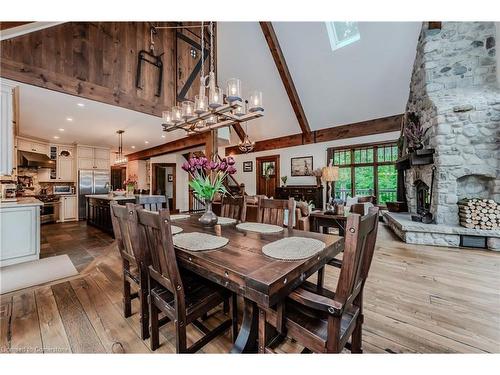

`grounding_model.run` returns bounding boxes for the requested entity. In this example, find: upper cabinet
[17,138,50,156]
[77,146,110,170]
[0,81,15,176]
[56,146,75,181]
